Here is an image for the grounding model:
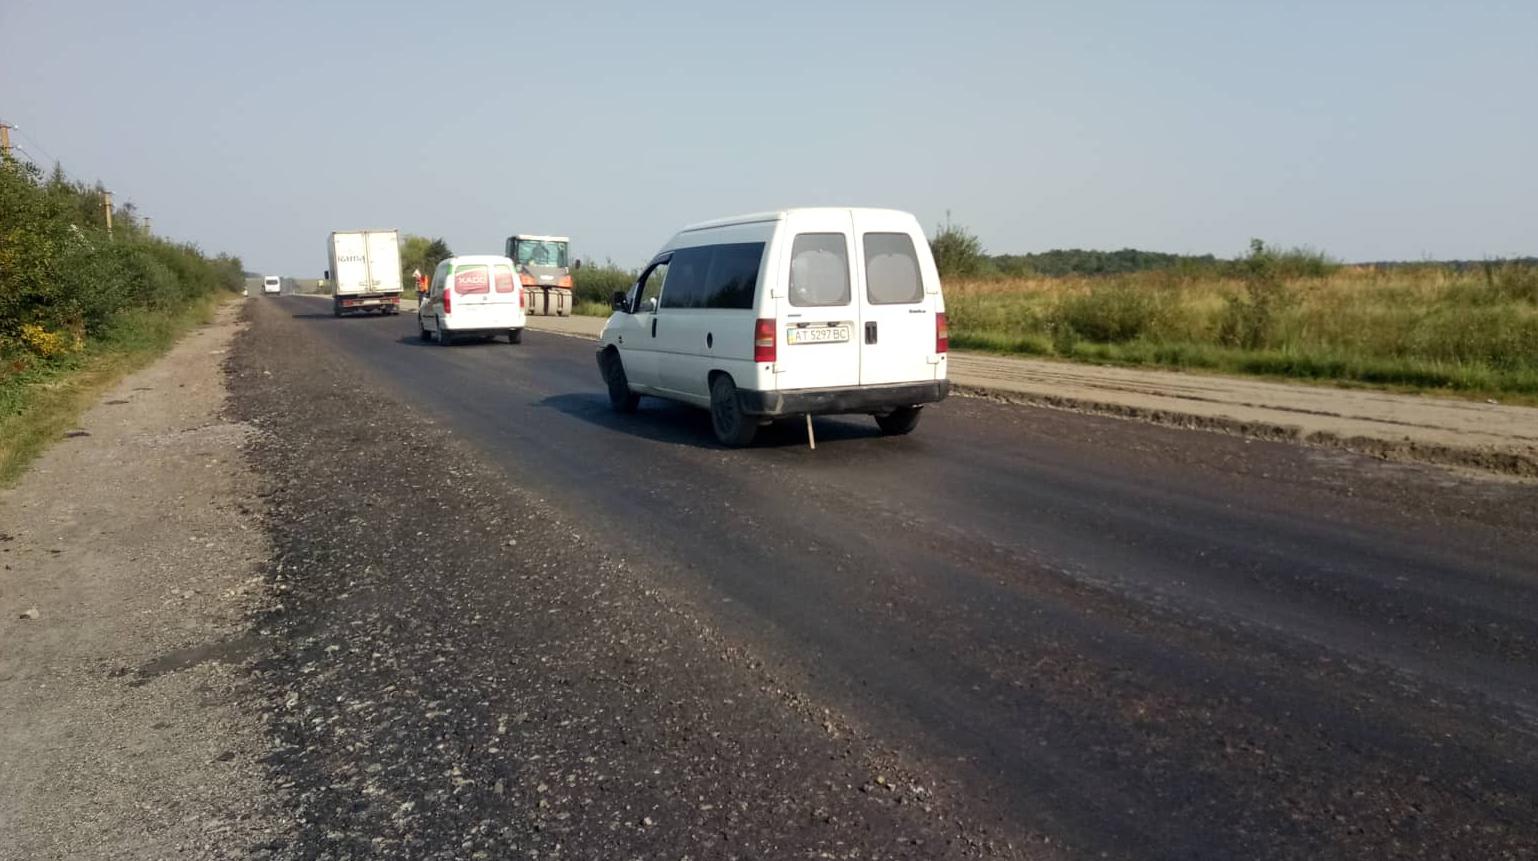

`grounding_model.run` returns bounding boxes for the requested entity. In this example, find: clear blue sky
[3,0,1534,274]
